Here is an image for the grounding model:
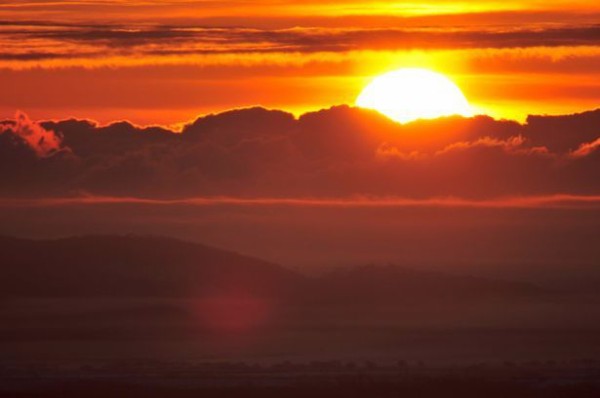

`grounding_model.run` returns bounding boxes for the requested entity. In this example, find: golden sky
[0,0,599,125]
